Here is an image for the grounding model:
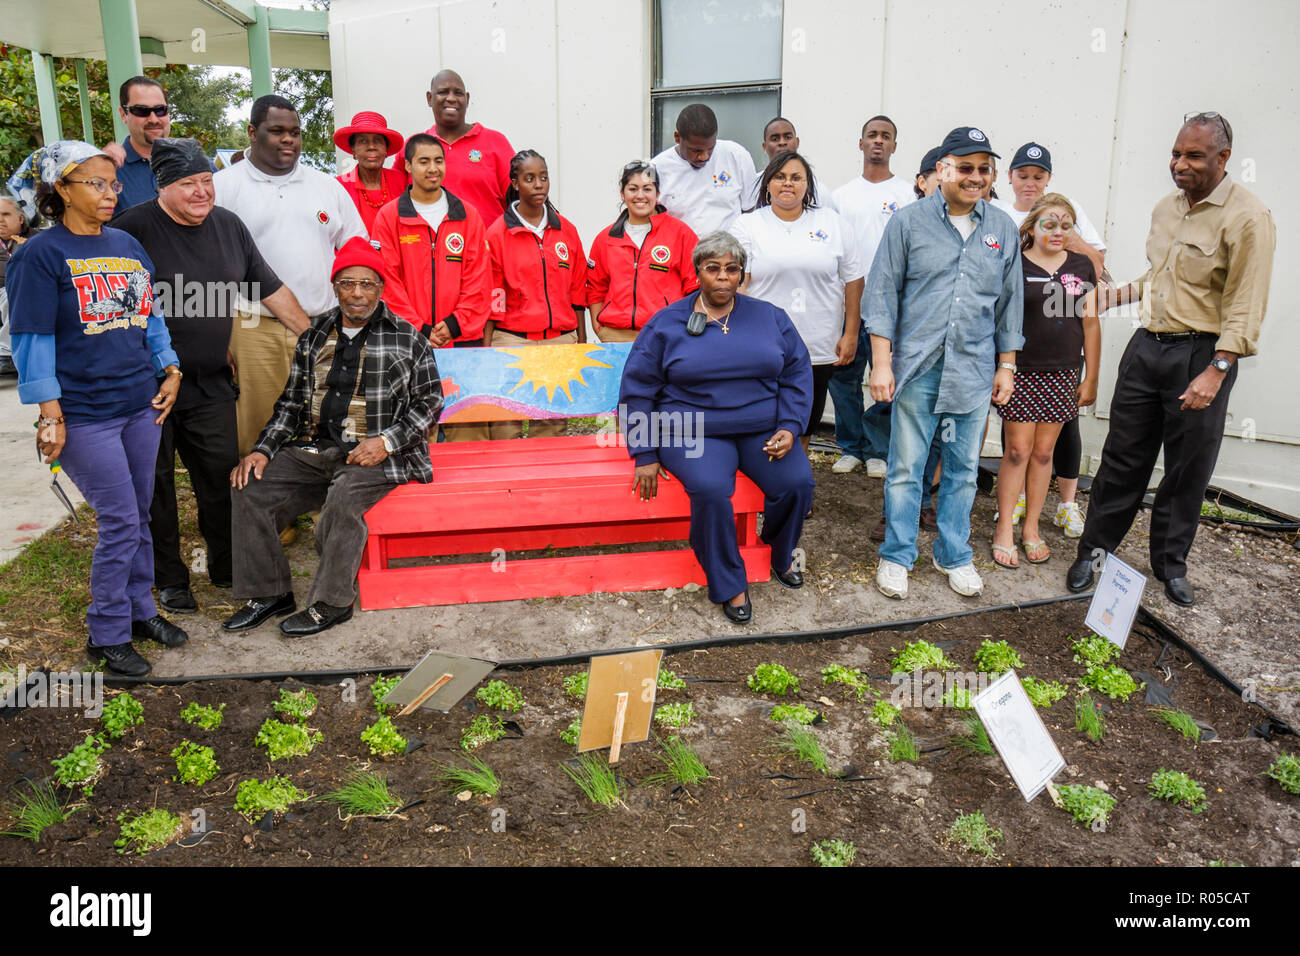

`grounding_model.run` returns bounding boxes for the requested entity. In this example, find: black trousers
[151,400,238,589]
[1076,330,1237,581]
